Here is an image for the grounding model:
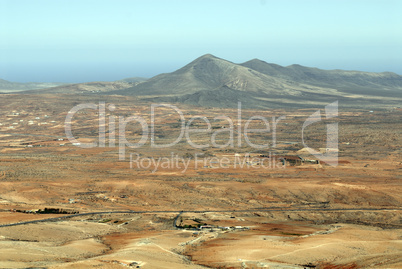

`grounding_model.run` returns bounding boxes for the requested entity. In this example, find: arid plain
[0,93,401,268]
